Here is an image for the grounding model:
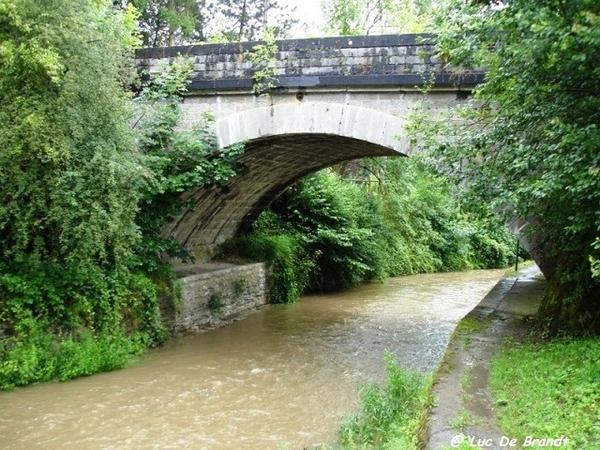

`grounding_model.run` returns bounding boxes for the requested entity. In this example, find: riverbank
[425,264,545,449]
